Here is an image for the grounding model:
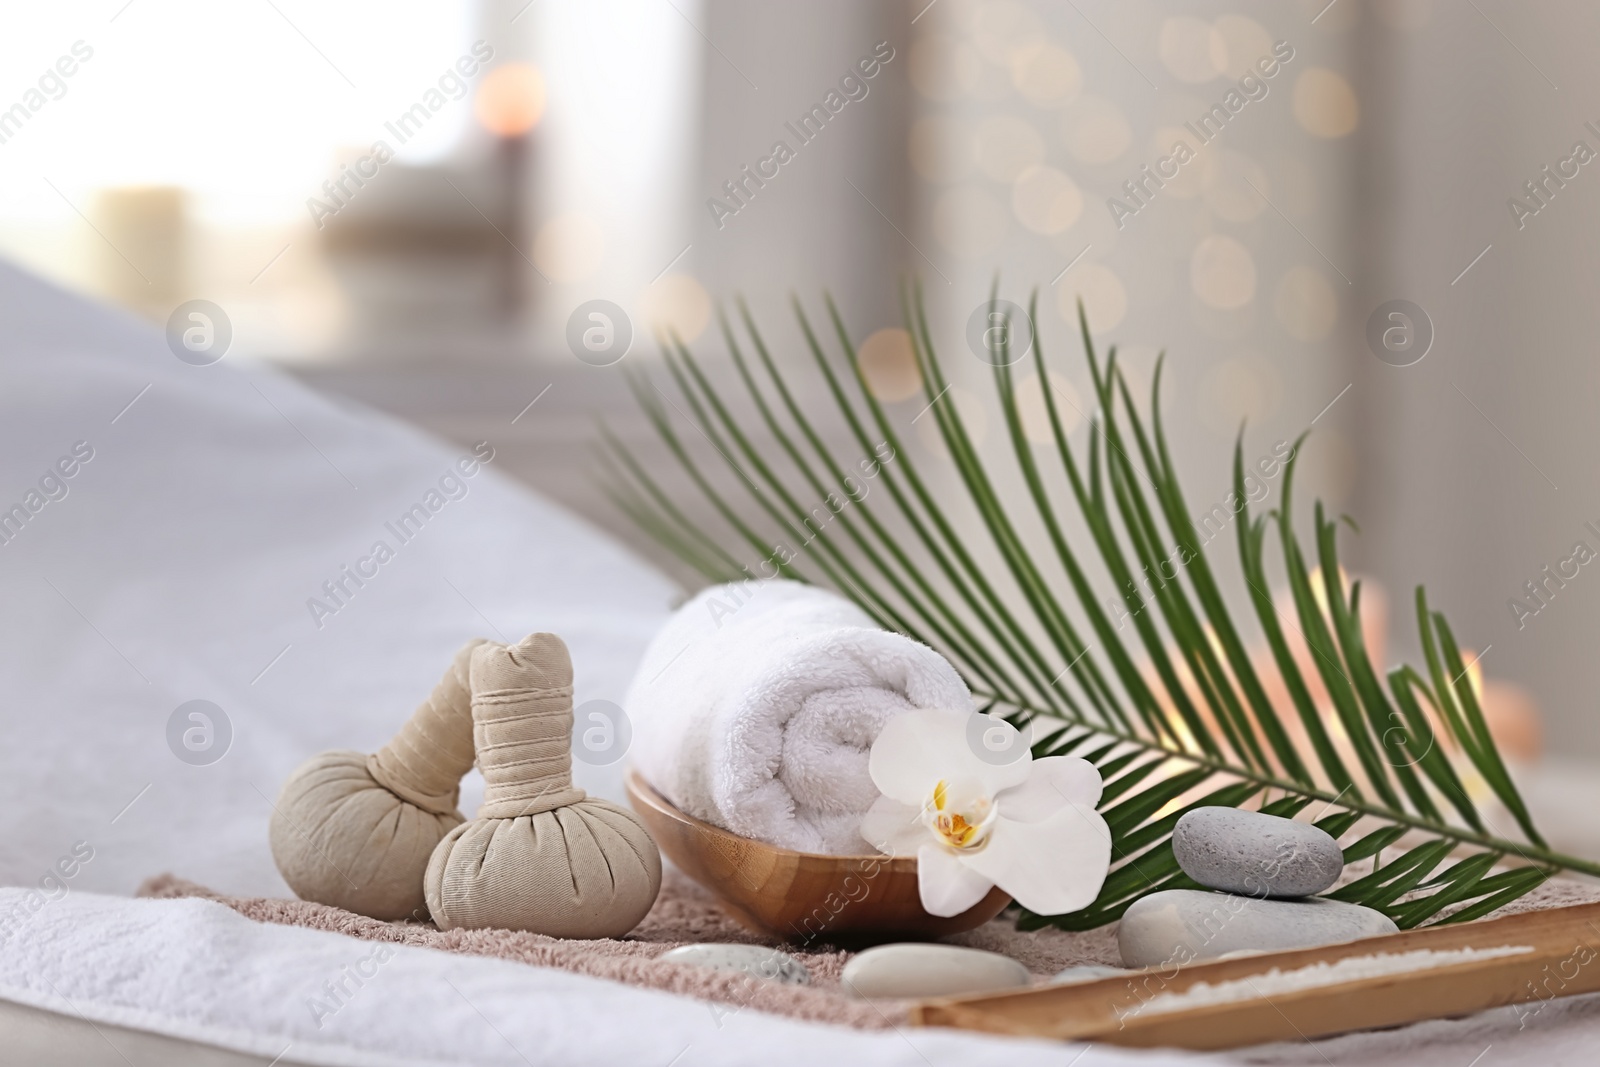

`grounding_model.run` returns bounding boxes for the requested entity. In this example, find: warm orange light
[1306,565,1350,620]
[1464,653,1485,703]
[475,64,545,136]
